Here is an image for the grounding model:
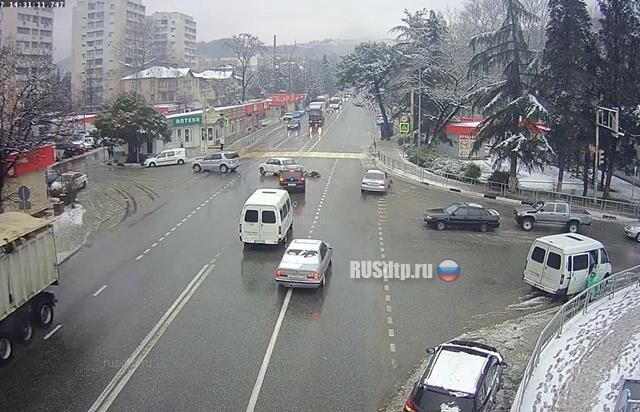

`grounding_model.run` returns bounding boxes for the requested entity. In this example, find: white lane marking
[151,243,157,248]
[379,236,384,241]
[196,206,201,211]
[165,232,171,236]
[92,285,108,297]
[143,249,151,254]
[170,227,176,232]
[390,343,396,352]
[384,277,389,283]
[200,203,206,207]
[380,248,385,252]
[136,255,144,261]
[177,222,182,227]
[386,305,392,312]
[158,237,165,242]
[387,317,393,325]
[43,324,62,340]
[246,288,293,412]
[181,218,187,223]
[88,263,216,412]
[385,295,391,302]
[388,329,395,337]
[384,285,390,291]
